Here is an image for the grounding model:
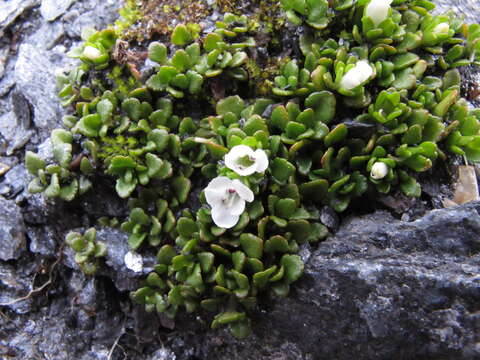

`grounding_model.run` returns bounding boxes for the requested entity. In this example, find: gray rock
[178,203,480,360]
[0,196,26,260]
[0,0,39,37]
[64,0,121,38]
[435,0,479,22]
[14,43,63,131]
[320,205,339,230]
[40,0,76,22]
[98,227,152,291]
[26,225,56,256]
[0,47,9,79]
[0,111,33,156]
[1,164,28,200]
[0,258,37,314]
[28,21,66,50]
[146,348,177,360]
